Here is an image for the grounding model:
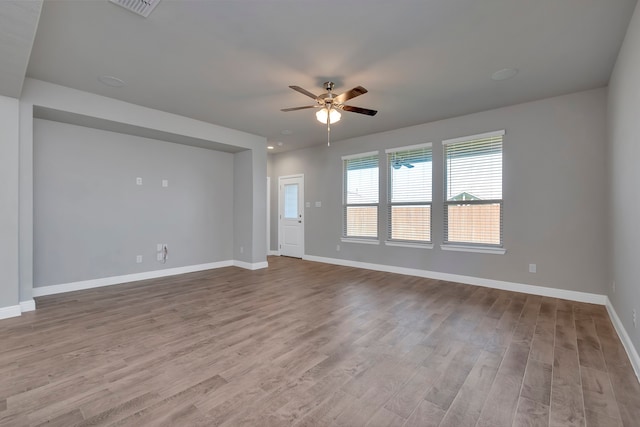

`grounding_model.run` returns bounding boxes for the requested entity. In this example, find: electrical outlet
[633,309,637,328]
[240,246,244,254]
[336,244,340,252]
[612,281,616,293]
[529,264,536,273]
[136,255,142,263]
[136,177,142,186]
